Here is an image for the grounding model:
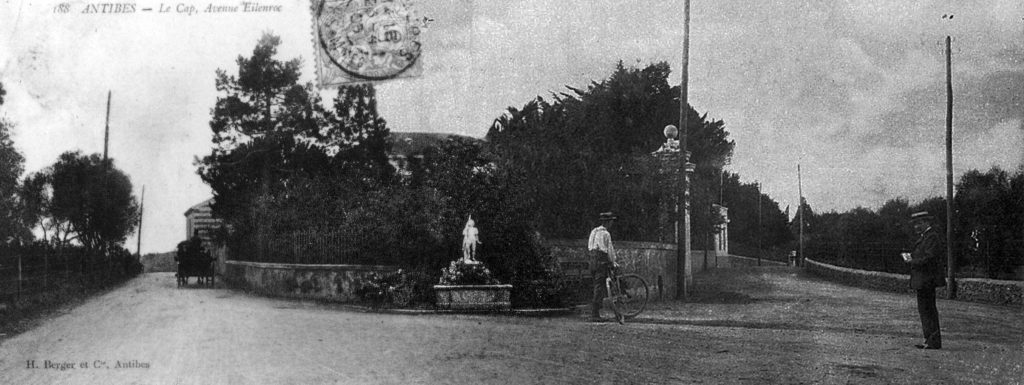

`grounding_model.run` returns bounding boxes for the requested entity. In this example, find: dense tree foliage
[412,137,546,277]
[0,81,31,244]
[0,81,139,253]
[955,167,1024,278]
[716,171,792,256]
[197,33,395,257]
[486,62,735,241]
[0,79,34,244]
[46,152,139,251]
[18,172,51,241]
[797,167,1023,279]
